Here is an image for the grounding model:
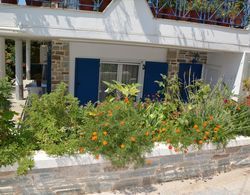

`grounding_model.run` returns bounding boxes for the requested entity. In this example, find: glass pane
[99,63,118,101]
[122,65,139,84]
